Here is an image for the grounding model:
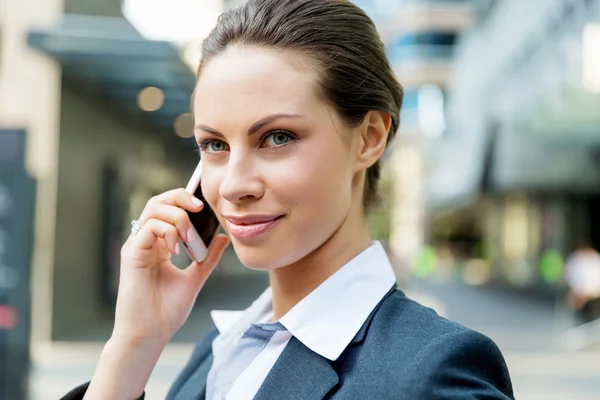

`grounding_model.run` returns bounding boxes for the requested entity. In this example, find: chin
[234,246,281,271]
[231,241,299,271]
